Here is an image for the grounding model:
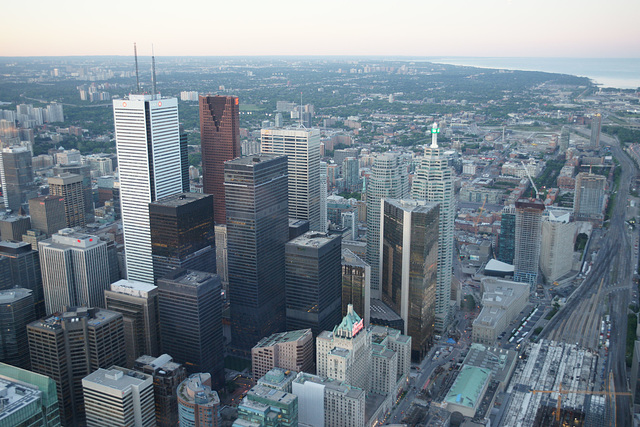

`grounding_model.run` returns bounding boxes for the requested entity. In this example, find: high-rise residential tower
[52,163,94,222]
[48,173,86,228]
[177,373,221,427]
[411,123,455,333]
[380,199,439,360]
[366,153,408,299]
[157,269,224,389]
[225,154,289,355]
[574,172,607,223]
[513,198,545,287]
[199,95,241,225]
[343,157,360,192]
[261,127,321,230]
[0,145,34,212]
[285,231,342,335]
[149,192,216,282]
[105,280,160,368]
[114,94,183,284]
[590,113,601,150]
[39,228,111,314]
[497,205,516,265]
[540,209,576,283]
